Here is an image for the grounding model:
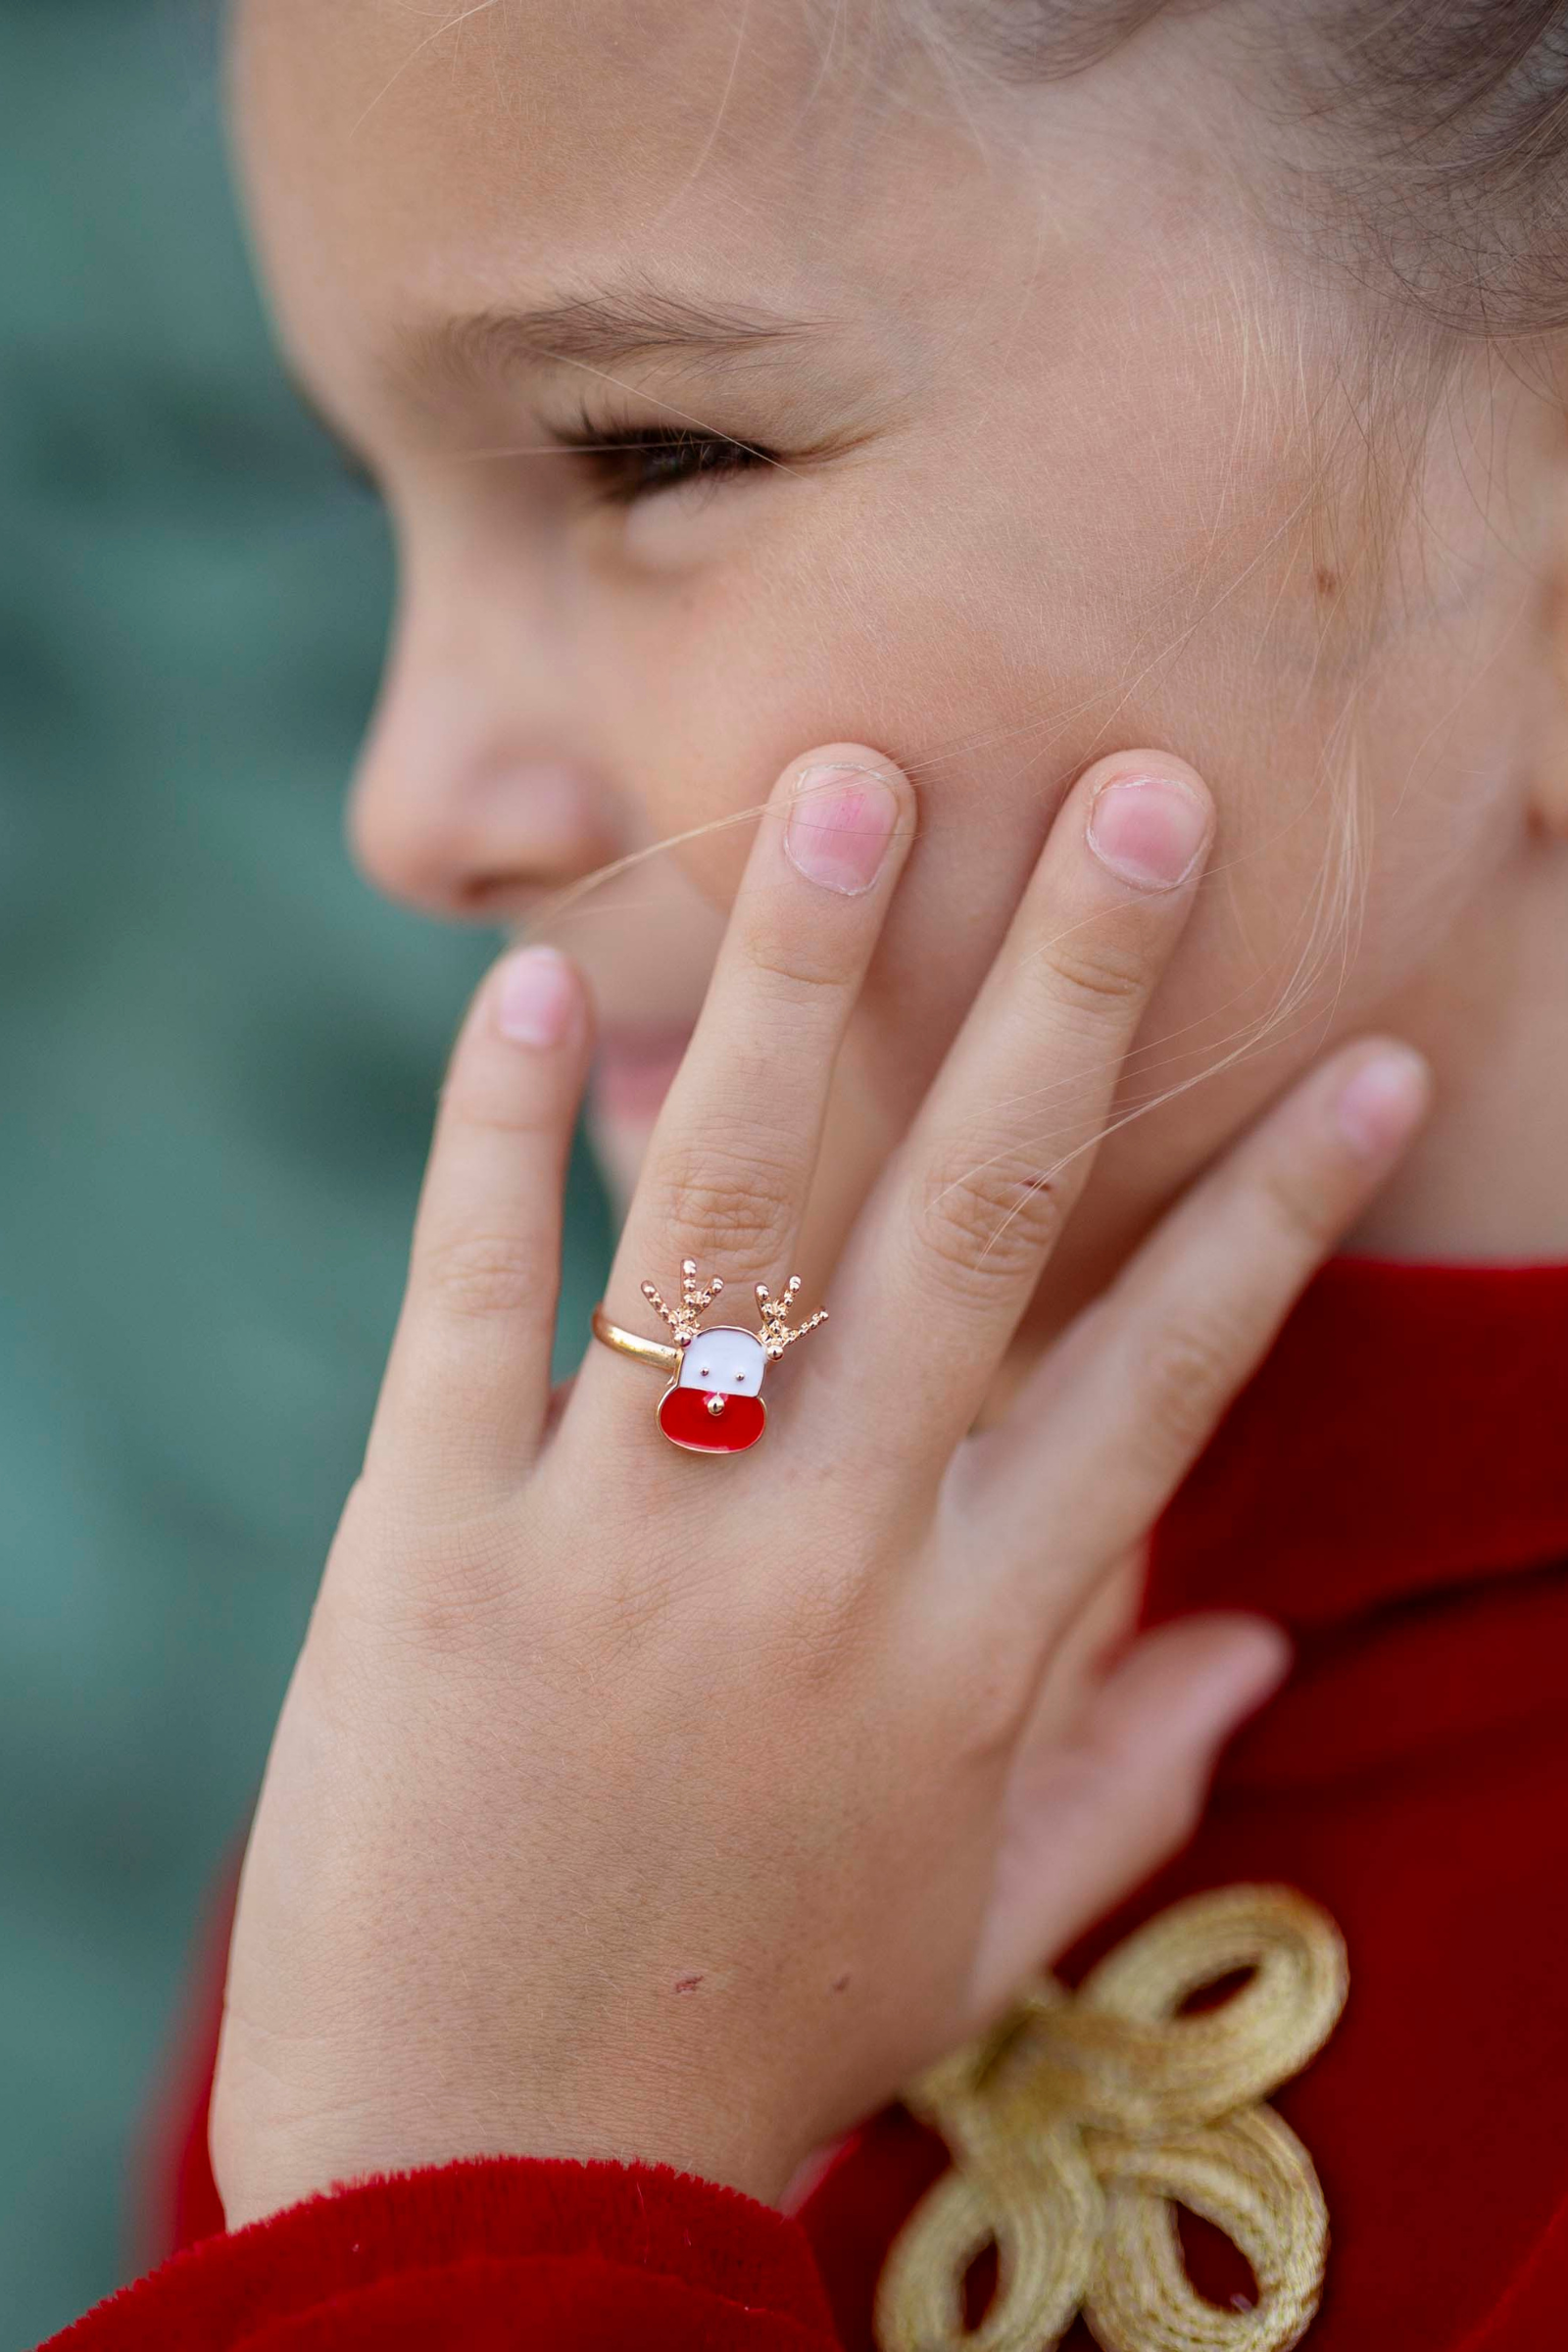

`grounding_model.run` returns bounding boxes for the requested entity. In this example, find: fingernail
[1087,775,1210,891]
[1333,1046,1430,1157]
[495,946,575,1048]
[785,766,899,896]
